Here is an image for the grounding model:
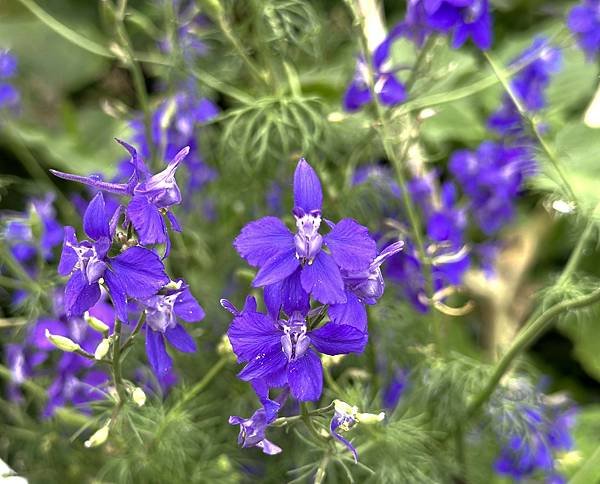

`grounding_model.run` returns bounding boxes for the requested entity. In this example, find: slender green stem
[272,402,335,427]
[466,287,600,419]
[323,366,345,396]
[120,312,146,353]
[405,35,437,92]
[482,51,577,204]
[314,450,331,484]
[301,403,329,442]
[111,319,127,404]
[114,0,155,166]
[558,218,595,286]
[171,356,229,412]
